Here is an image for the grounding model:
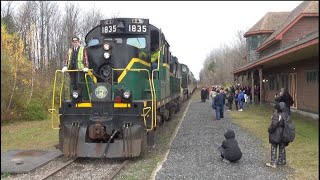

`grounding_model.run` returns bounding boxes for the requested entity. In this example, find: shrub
[21,101,47,120]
